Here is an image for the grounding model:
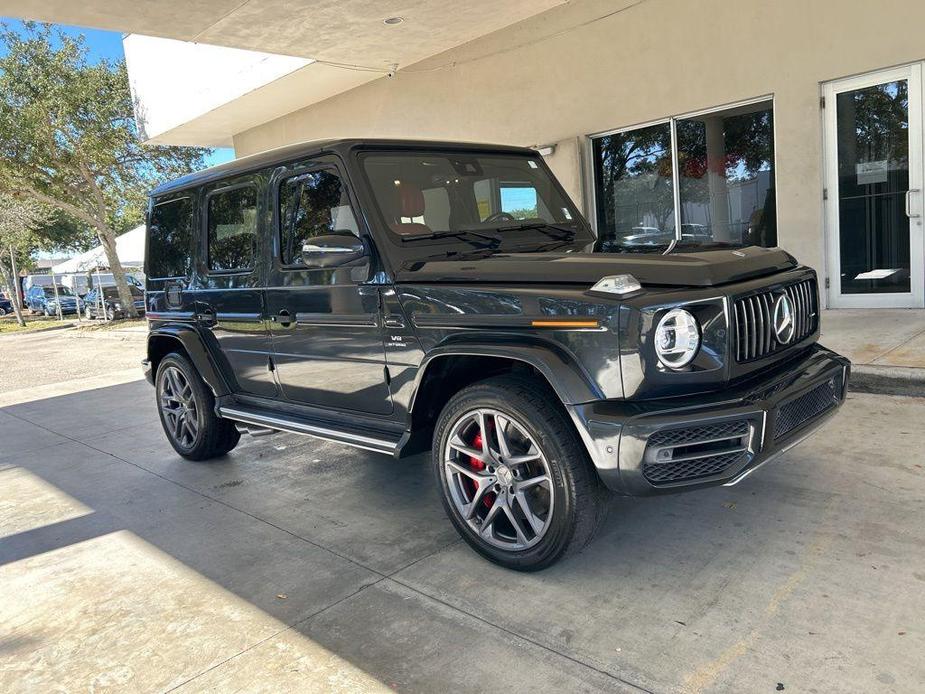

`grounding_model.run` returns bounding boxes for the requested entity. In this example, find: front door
[265,161,393,415]
[824,64,925,308]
